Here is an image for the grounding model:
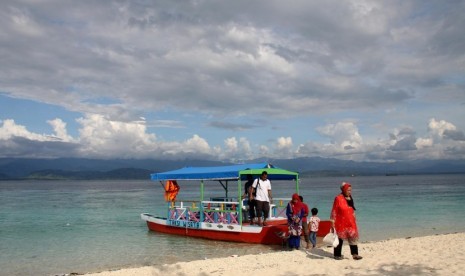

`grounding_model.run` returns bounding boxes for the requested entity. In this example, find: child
[308,207,320,248]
